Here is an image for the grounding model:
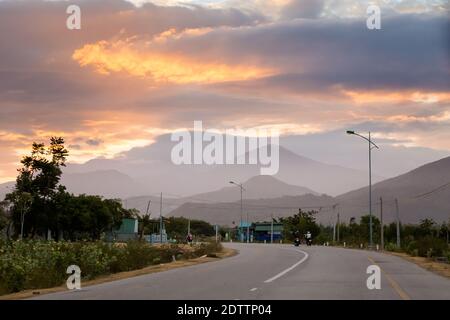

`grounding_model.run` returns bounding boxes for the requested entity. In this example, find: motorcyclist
[293,230,300,246]
[305,231,312,246]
